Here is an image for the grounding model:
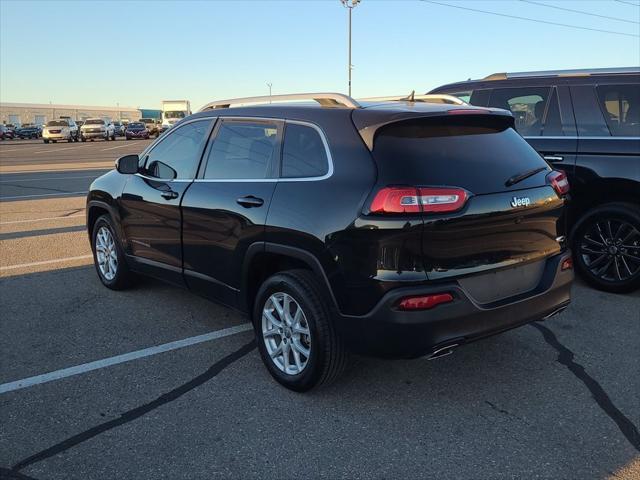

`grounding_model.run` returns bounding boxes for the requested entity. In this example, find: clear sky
[1,0,639,111]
